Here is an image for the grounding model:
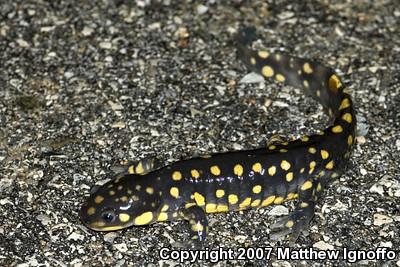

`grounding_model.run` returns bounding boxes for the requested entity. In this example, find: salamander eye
[101,209,116,223]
